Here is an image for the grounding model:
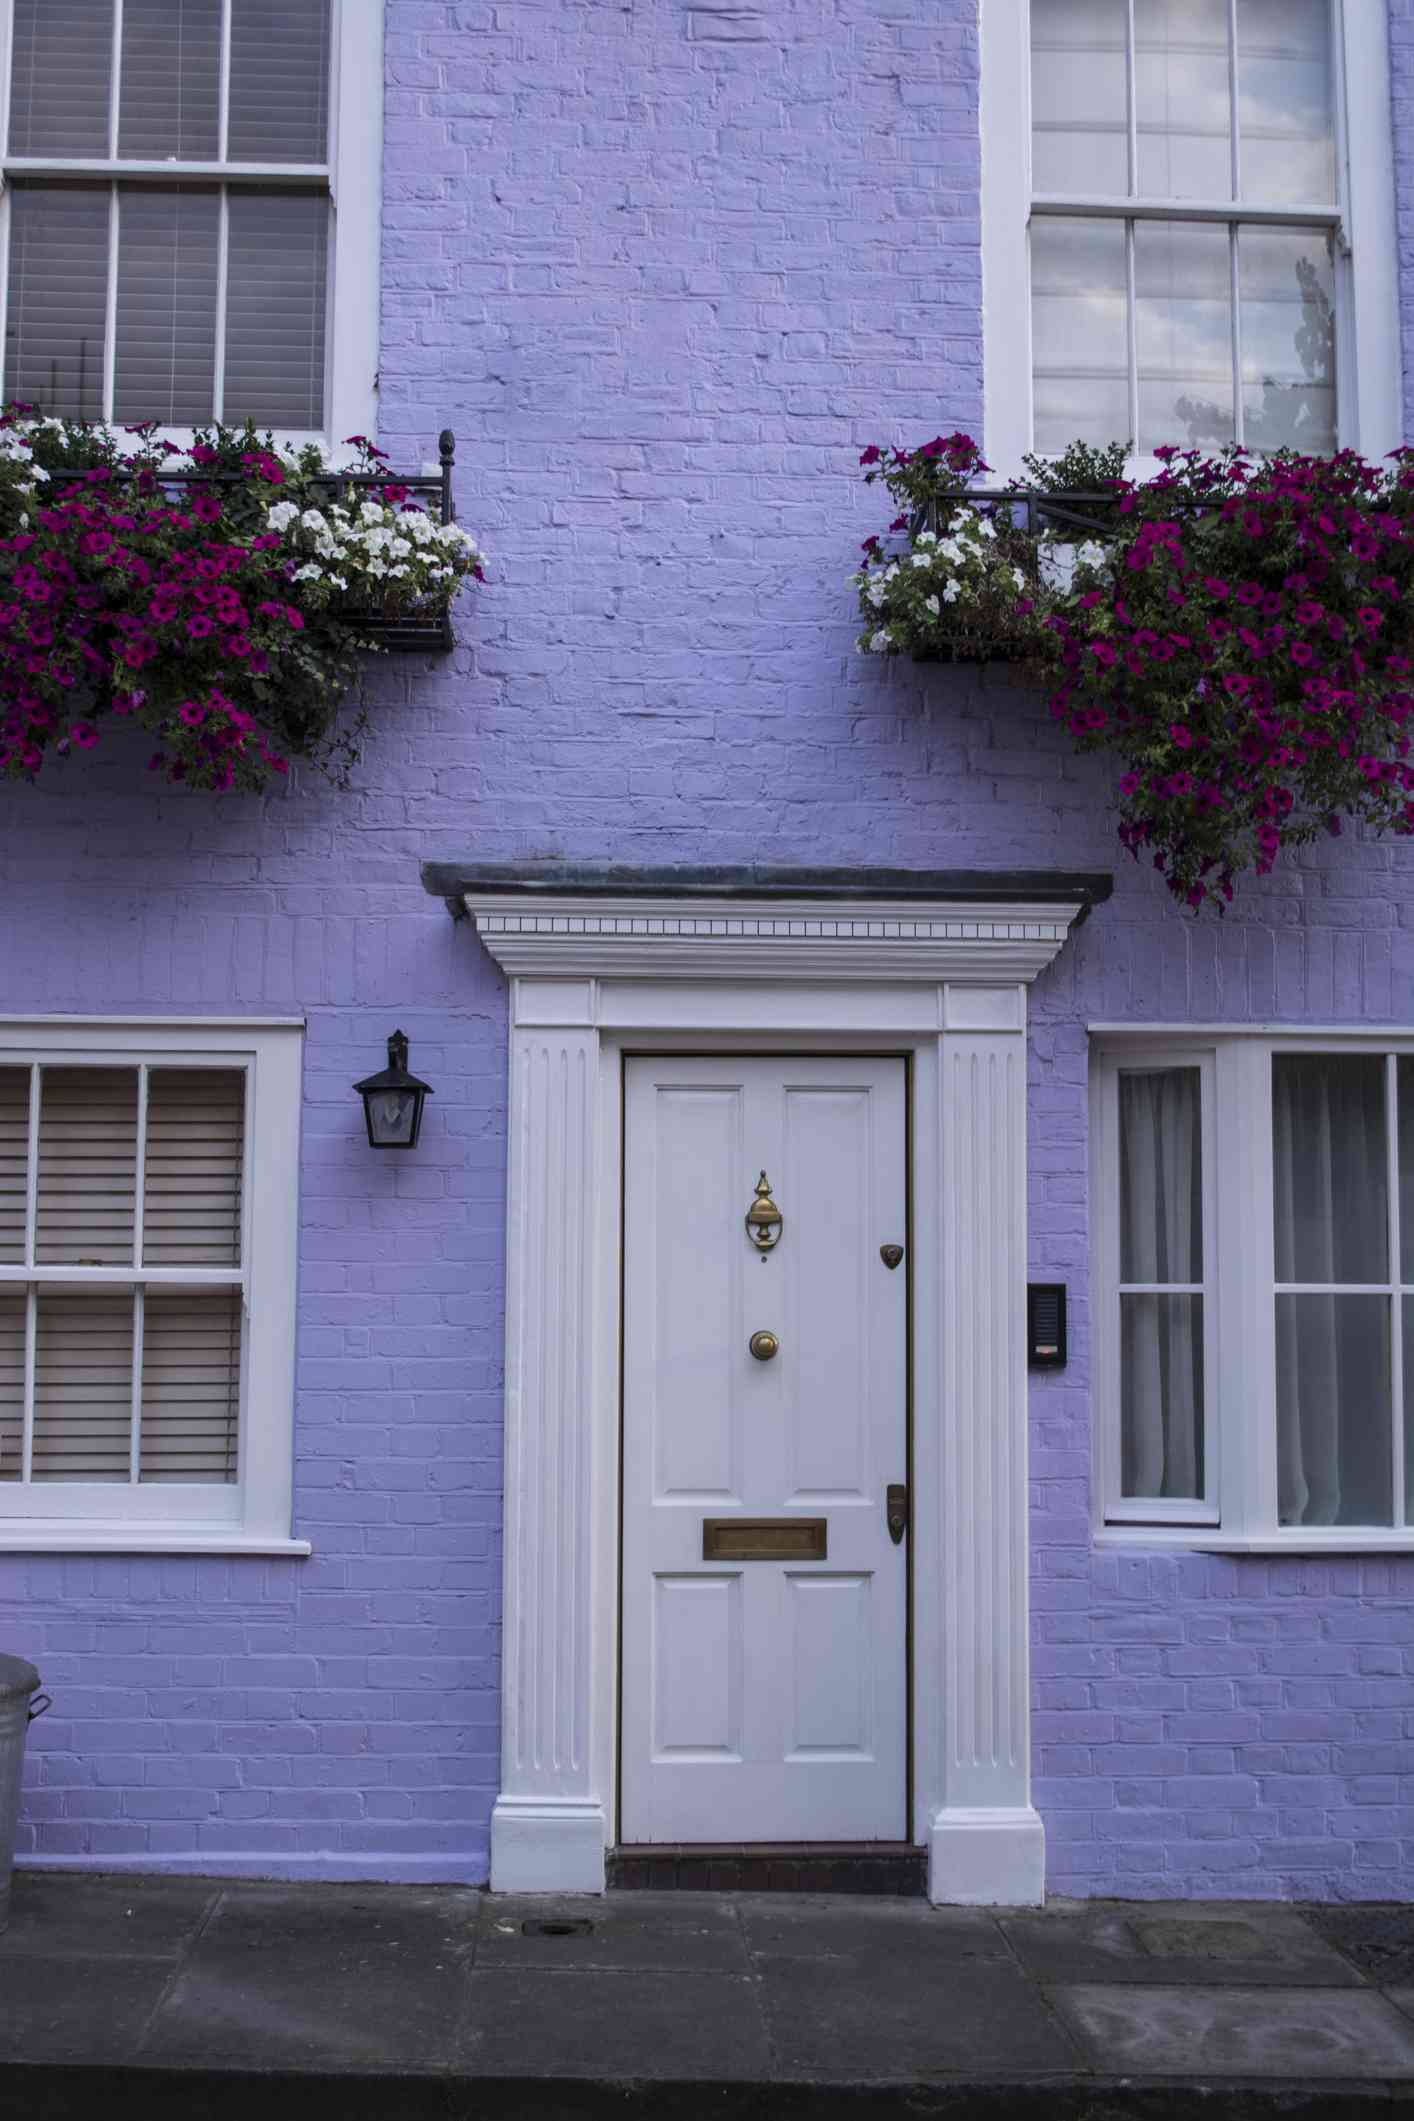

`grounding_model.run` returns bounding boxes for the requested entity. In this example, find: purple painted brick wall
[0,0,1410,1895]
